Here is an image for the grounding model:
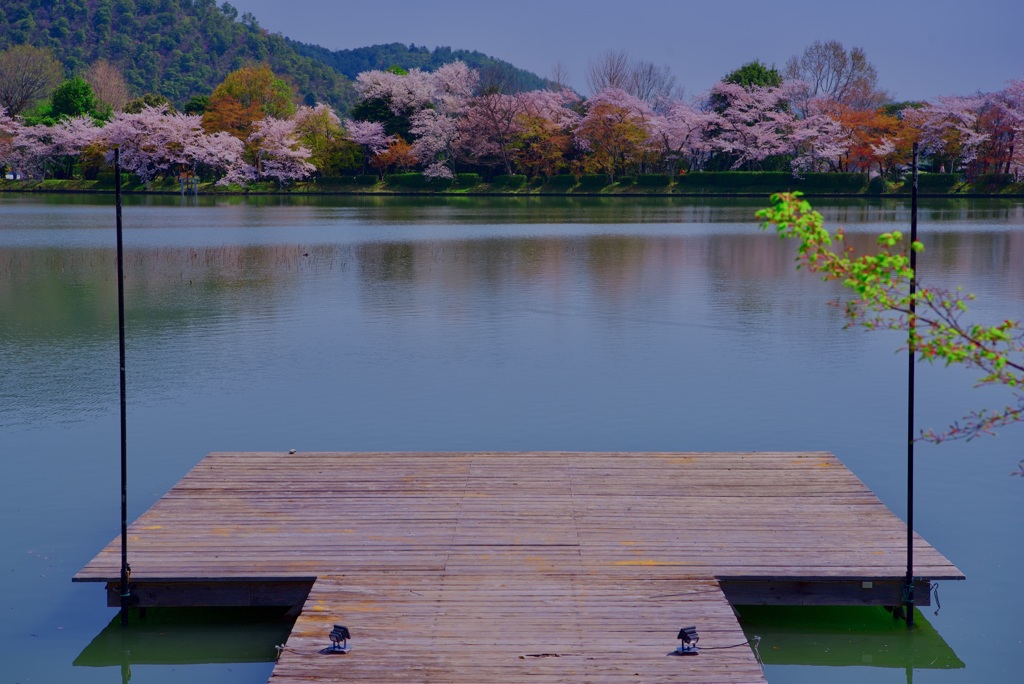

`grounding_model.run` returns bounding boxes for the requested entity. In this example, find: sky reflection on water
[0,194,1021,683]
